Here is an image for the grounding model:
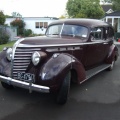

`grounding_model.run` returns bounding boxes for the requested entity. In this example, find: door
[84,27,107,69]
